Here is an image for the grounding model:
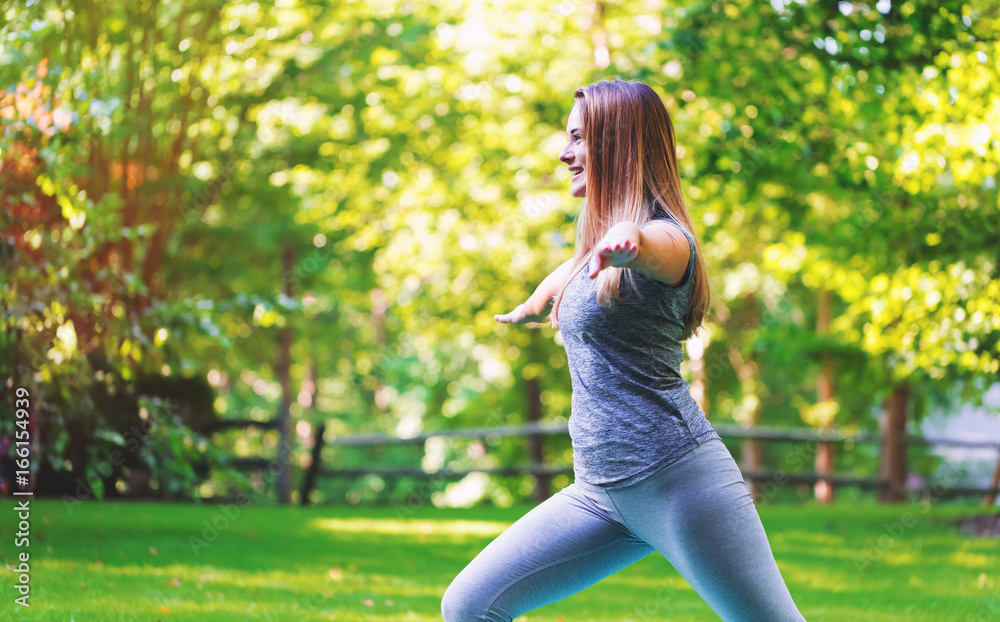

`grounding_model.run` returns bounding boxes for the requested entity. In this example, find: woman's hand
[494,303,549,324]
[587,235,638,278]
